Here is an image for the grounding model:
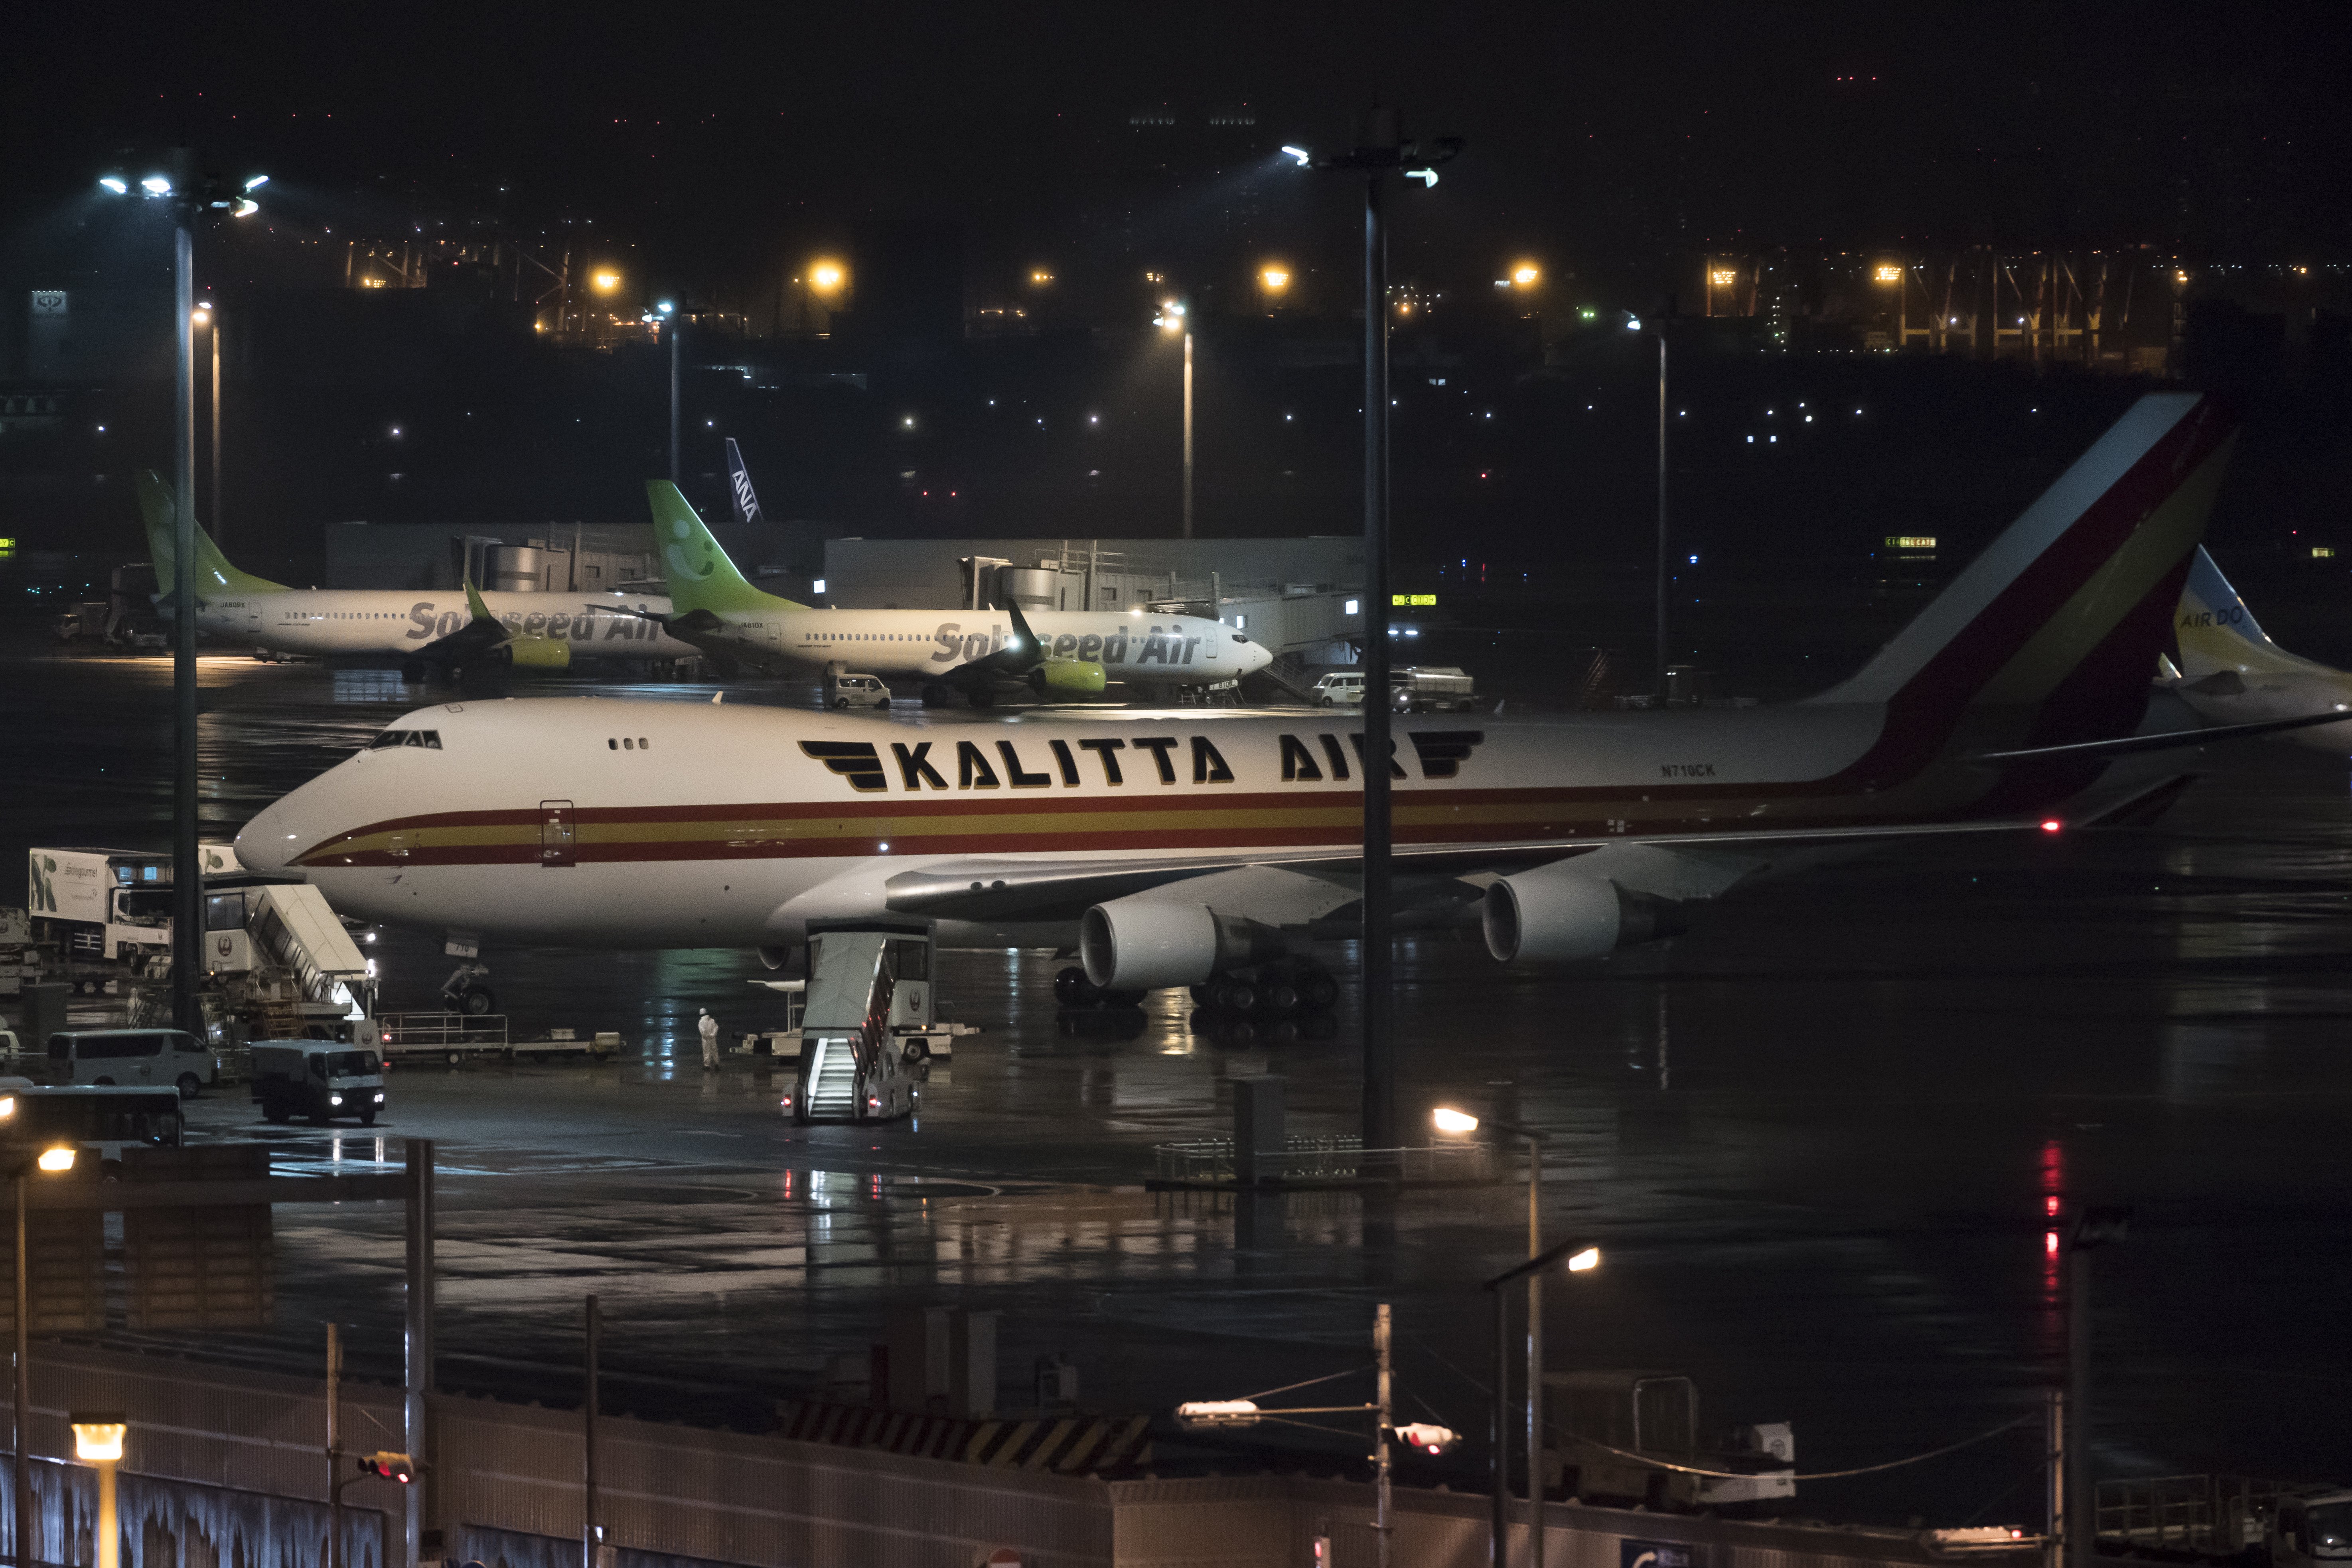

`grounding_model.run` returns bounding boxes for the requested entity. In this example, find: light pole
[97,159,264,1035]
[1287,114,1459,1152]
[70,1415,126,1568]
[1481,1239,1600,1568]
[658,301,680,484]
[1152,300,1193,538]
[1175,1302,1458,1568]
[1440,1107,1552,1568]
[12,1141,79,1568]
[194,301,222,549]
[2066,1207,2130,1568]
